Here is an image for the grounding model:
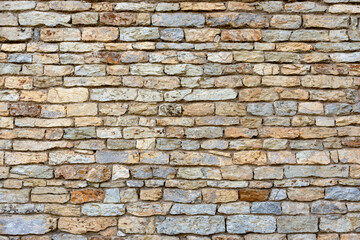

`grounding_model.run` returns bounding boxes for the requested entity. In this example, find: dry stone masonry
[1,0,360,239]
